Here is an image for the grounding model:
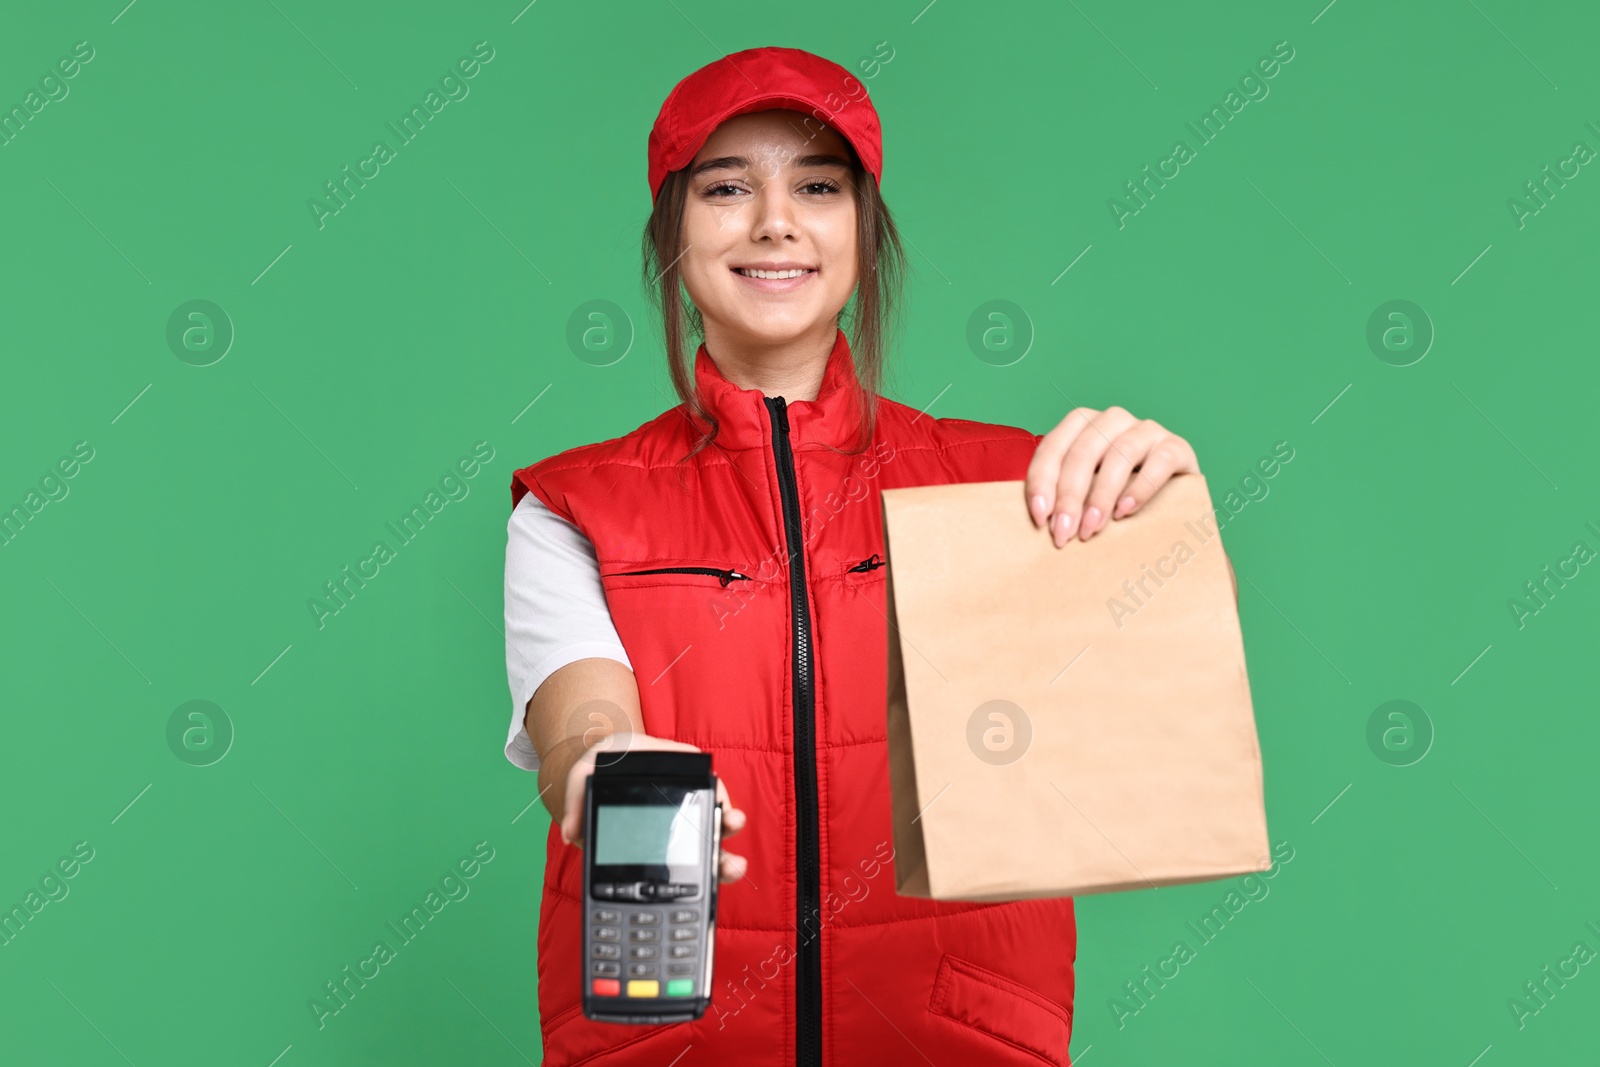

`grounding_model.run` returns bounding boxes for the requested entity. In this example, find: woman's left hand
[1025,406,1200,548]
